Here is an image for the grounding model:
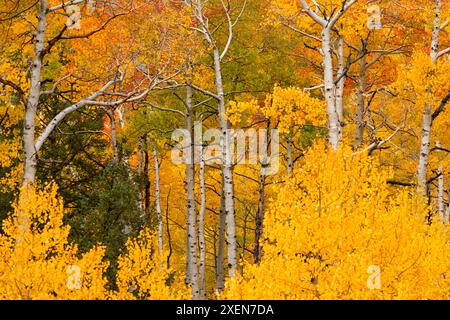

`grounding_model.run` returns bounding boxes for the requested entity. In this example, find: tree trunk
[254,124,269,264]
[354,53,367,149]
[22,0,48,185]
[286,132,293,175]
[417,0,442,197]
[430,0,442,64]
[153,148,163,256]
[322,27,341,150]
[137,137,144,213]
[446,188,450,223]
[117,108,131,171]
[438,165,445,223]
[336,35,346,124]
[417,105,432,197]
[184,84,199,300]
[213,47,237,277]
[143,136,151,219]
[215,176,226,291]
[198,143,207,299]
[107,109,119,164]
